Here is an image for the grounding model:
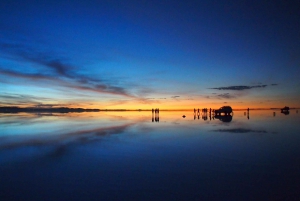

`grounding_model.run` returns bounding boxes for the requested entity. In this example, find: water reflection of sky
[0,110,299,200]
